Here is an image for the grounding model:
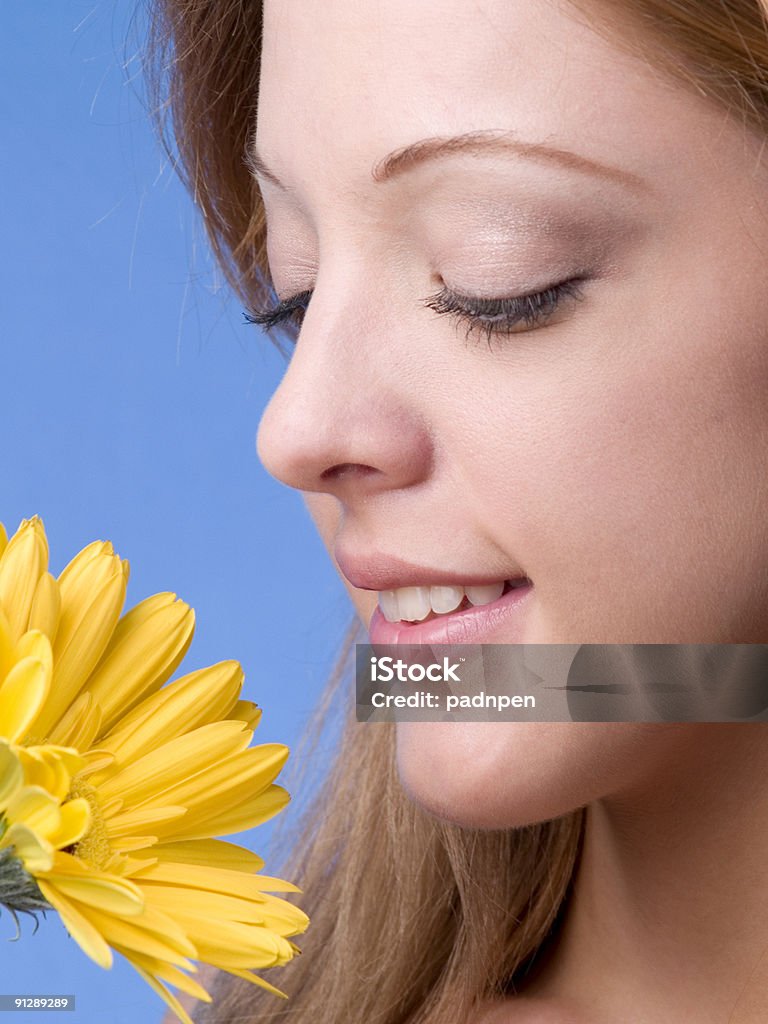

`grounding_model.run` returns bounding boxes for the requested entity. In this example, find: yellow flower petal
[97,794,123,818]
[246,893,311,934]
[128,838,265,873]
[44,850,113,877]
[104,806,187,838]
[96,721,253,806]
[5,784,61,837]
[151,784,291,841]
[180,888,309,937]
[108,836,159,853]
[98,661,244,767]
[56,540,114,596]
[37,881,114,968]
[0,740,22,807]
[136,743,287,813]
[14,629,53,675]
[120,853,158,874]
[141,884,271,924]
[160,888,308,937]
[16,746,86,800]
[43,874,144,917]
[17,750,70,801]
[129,860,303,899]
[0,521,7,558]
[236,874,303,895]
[75,901,198,964]
[59,538,121,605]
[0,656,50,742]
[84,593,195,734]
[46,798,91,849]
[118,951,212,1003]
[221,967,288,999]
[27,571,61,644]
[125,964,195,1024]
[45,691,103,749]
[170,917,287,969]
[227,700,263,730]
[36,563,127,732]
[0,822,54,873]
[75,749,115,777]
[0,518,49,643]
[0,608,14,685]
